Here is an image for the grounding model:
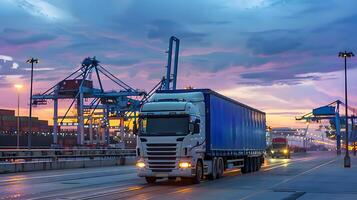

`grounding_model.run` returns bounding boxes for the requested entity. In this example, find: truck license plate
[156,173,168,177]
